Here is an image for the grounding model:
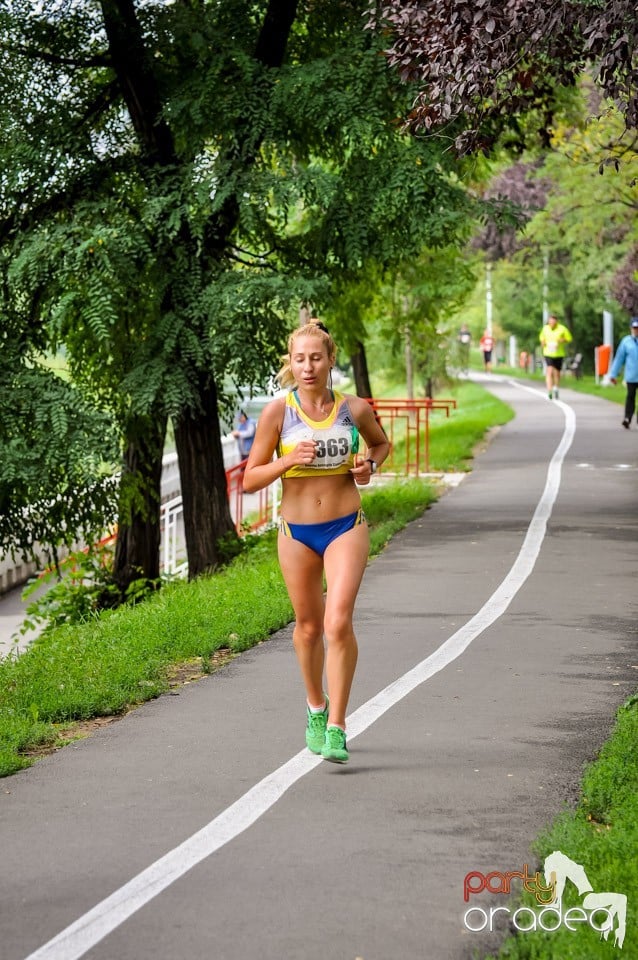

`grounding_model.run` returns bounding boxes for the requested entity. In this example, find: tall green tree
[0,0,472,585]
